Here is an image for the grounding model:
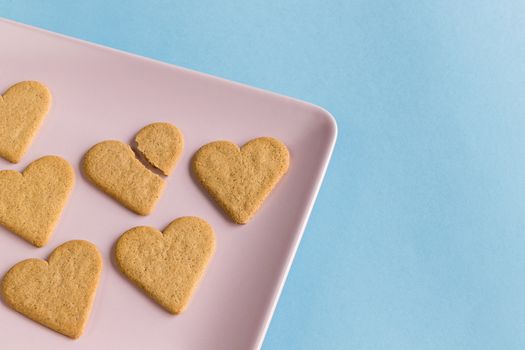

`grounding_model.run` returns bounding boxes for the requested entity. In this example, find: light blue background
[2,1,525,349]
